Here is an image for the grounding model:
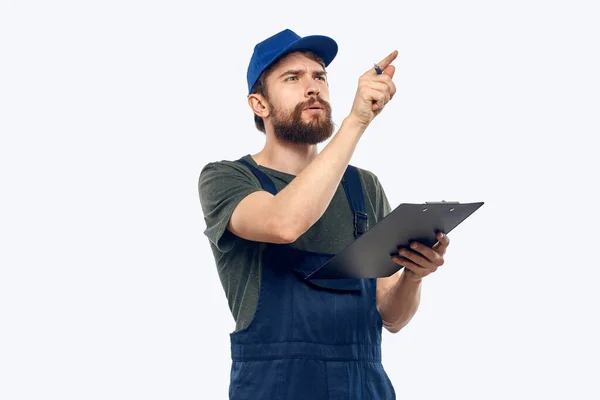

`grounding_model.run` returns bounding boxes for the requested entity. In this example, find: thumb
[383,65,395,78]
